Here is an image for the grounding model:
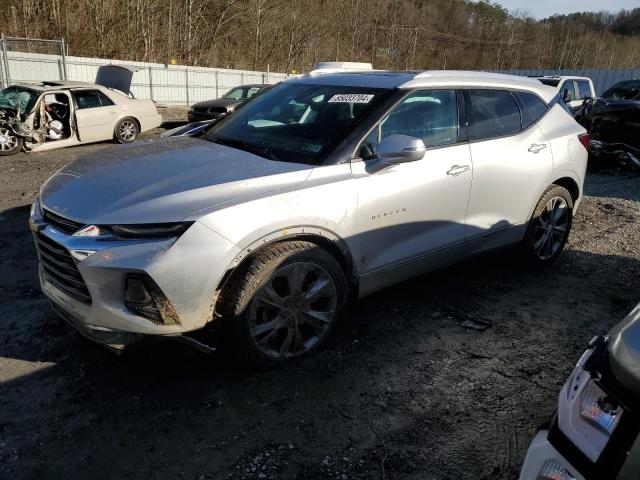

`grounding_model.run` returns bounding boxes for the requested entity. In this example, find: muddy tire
[217,241,349,369]
[0,128,23,156]
[521,184,573,267]
[114,117,139,143]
